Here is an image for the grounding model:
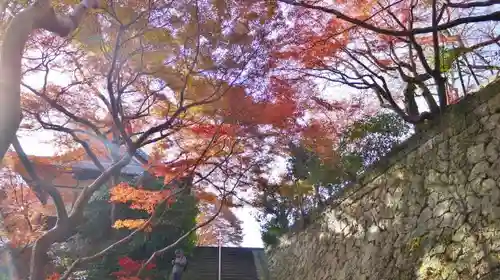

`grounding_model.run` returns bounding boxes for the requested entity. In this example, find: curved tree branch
[278,0,500,37]
[446,0,500,9]
[0,0,93,163]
